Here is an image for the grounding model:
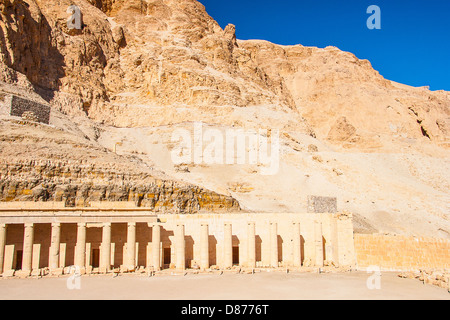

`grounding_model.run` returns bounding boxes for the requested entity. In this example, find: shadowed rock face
[8,95,51,124]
